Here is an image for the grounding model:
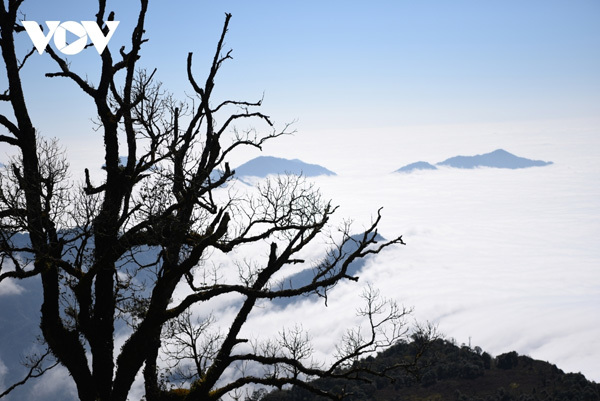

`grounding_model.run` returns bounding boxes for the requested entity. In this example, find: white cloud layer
[1,120,598,400]
[0,357,7,396]
[123,121,600,395]
[0,279,24,297]
[0,261,25,297]
[29,365,78,400]
[238,121,600,382]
